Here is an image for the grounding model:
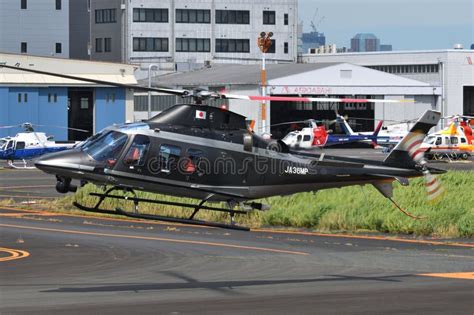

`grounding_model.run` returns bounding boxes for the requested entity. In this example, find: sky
[298,0,473,50]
